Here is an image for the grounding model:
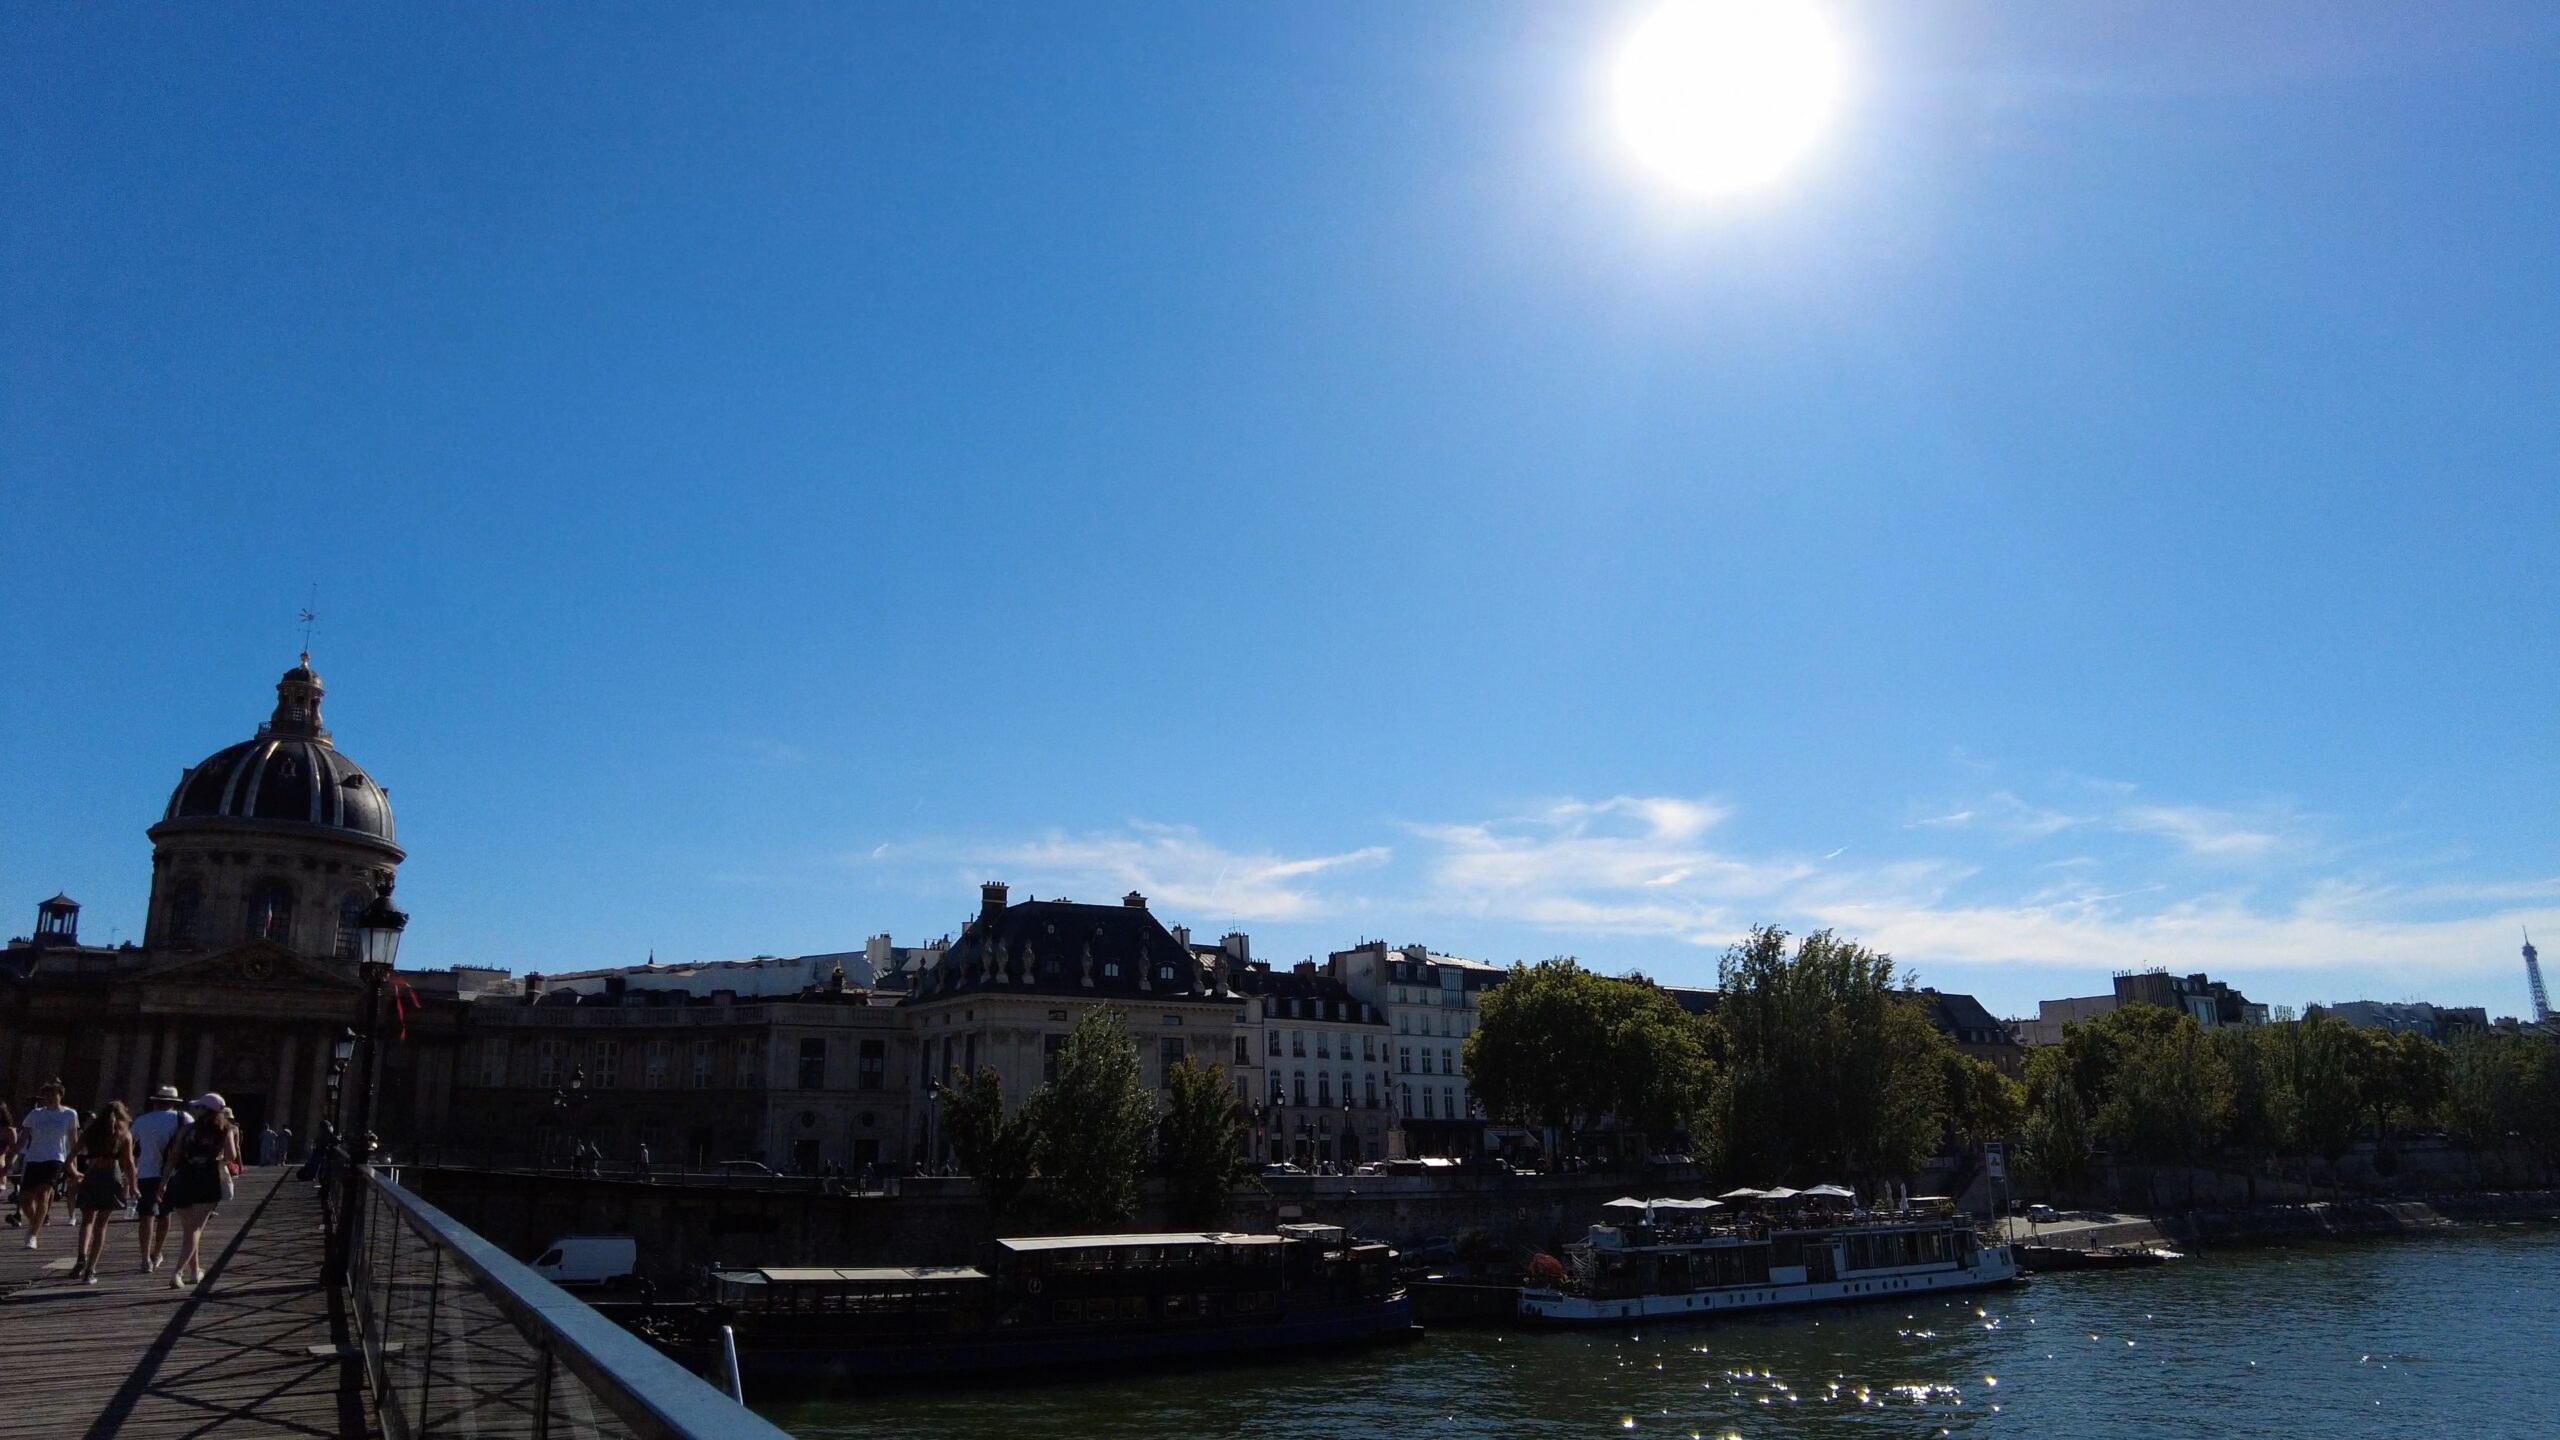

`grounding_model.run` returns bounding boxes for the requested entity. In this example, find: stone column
[158,1026,179,1093]
[93,1031,122,1109]
[273,1032,300,1151]
[305,1036,334,1140]
[125,1027,151,1106]
[192,1032,216,1097]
